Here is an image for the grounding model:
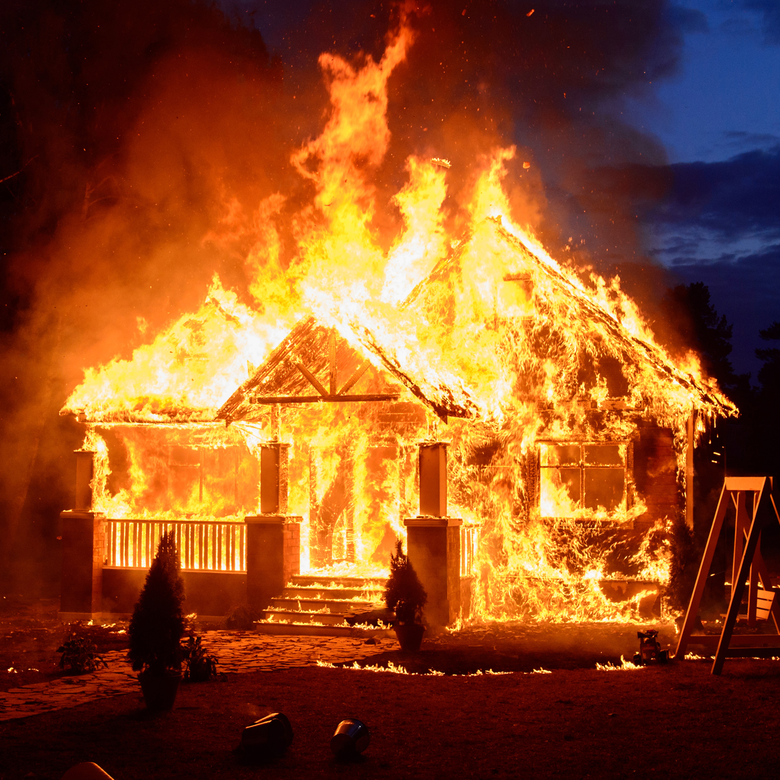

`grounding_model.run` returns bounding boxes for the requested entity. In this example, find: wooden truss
[251,328,400,405]
[675,476,780,674]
